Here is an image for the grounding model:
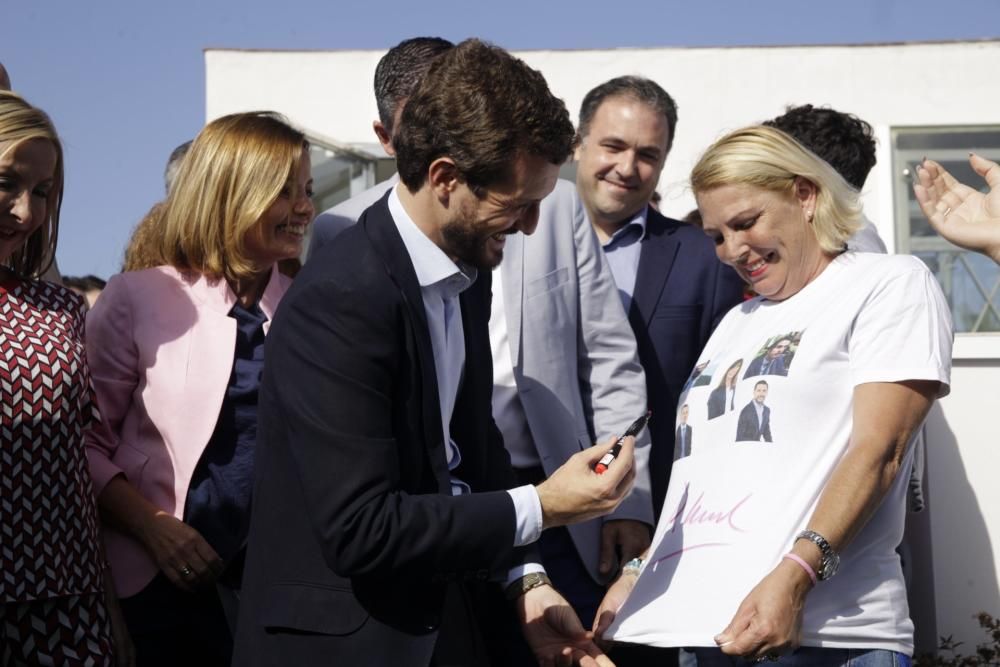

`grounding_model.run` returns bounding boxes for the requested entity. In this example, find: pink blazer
[85,265,292,597]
